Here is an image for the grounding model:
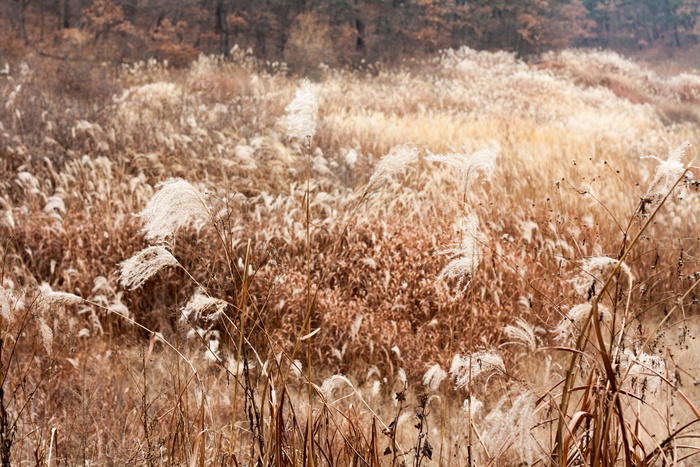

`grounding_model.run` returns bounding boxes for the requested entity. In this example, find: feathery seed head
[119,246,179,290]
[426,148,497,194]
[204,339,220,362]
[320,374,355,402]
[397,368,407,386]
[0,286,15,324]
[503,318,537,352]
[642,141,691,206]
[36,287,83,314]
[290,359,303,379]
[365,144,419,195]
[461,396,483,418]
[286,80,318,147]
[621,350,666,397]
[554,303,611,343]
[138,179,210,242]
[181,290,227,323]
[436,212,481,298]
[571,256,632,297]
[38,317,53,354]
[422,364,447,390]
[451,351,505,389]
